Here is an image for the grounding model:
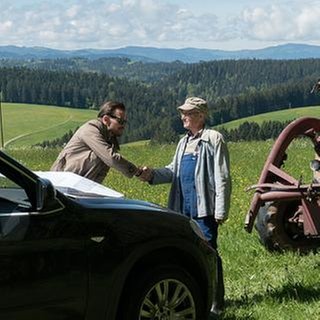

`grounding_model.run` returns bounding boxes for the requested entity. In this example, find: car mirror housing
[36,178,58,211]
